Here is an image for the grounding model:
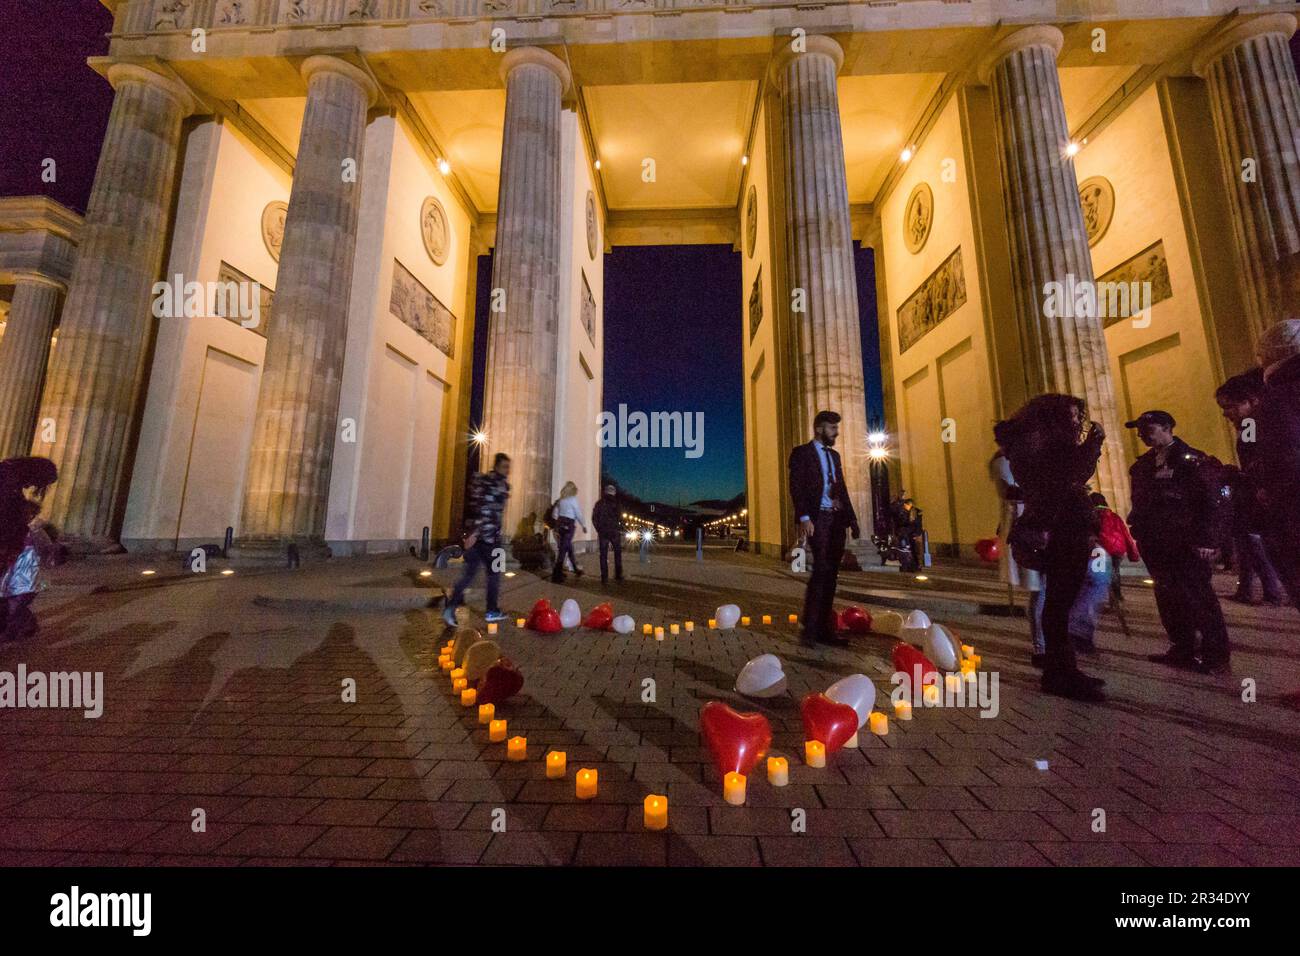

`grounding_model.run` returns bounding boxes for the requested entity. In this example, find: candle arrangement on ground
[735,653,787,698]
[700,701,772,801]
[799,692,858,757]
